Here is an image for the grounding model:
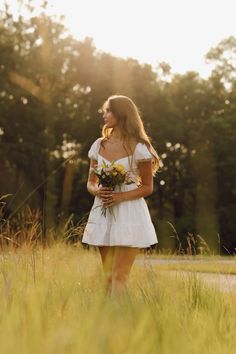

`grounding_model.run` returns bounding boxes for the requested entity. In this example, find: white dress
[82,138,158,248]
